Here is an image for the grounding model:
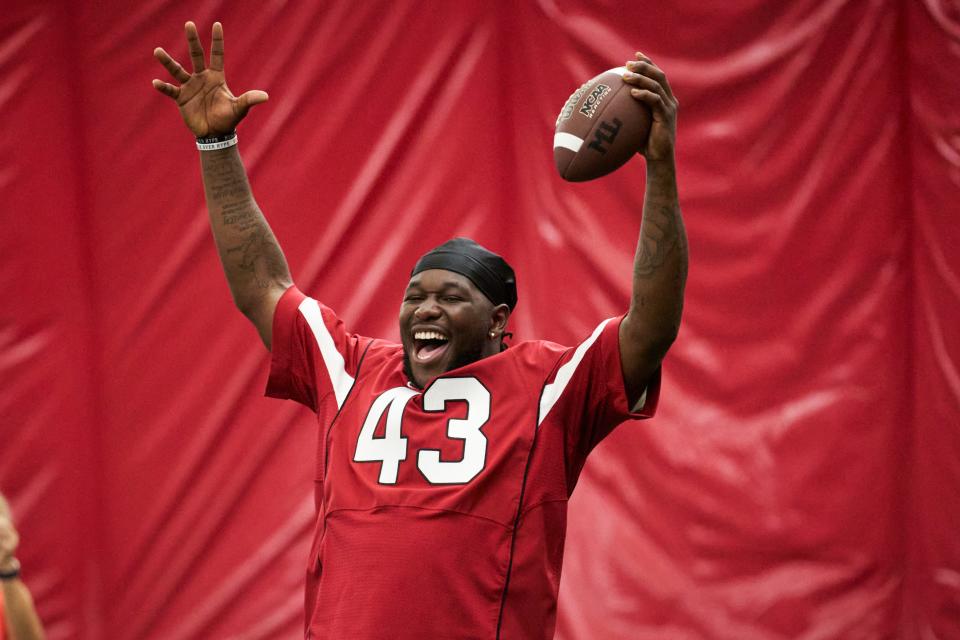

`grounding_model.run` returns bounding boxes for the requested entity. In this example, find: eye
[403,294,424,303]
[442,296,463,303]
